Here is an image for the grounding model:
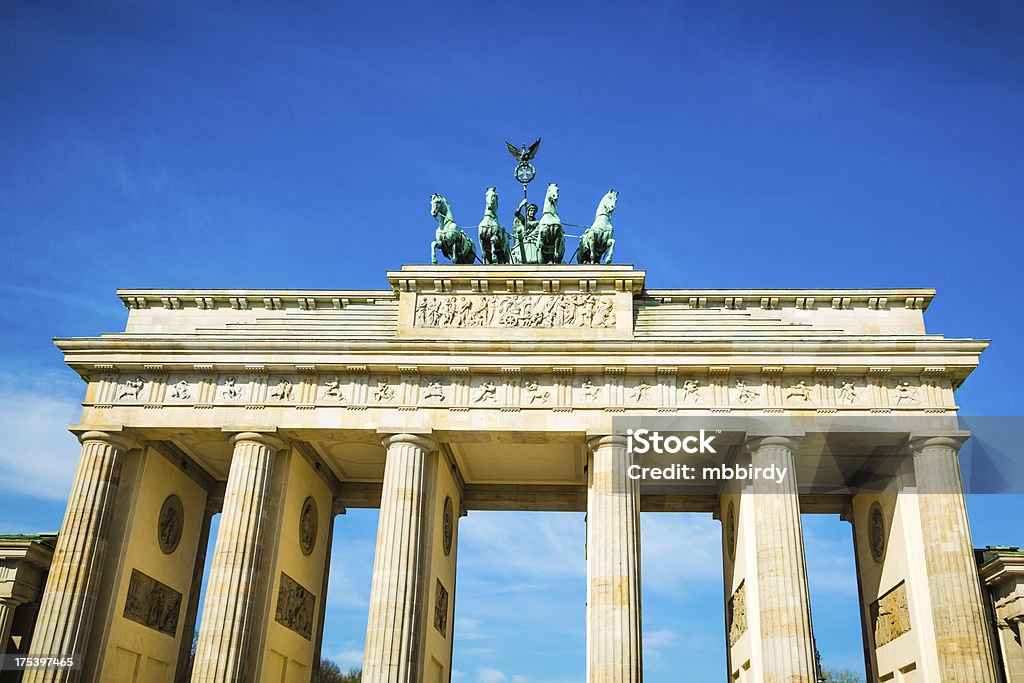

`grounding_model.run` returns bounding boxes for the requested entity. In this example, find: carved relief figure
[892,380,919,405]
[869,503,886,562]
[323,377,346,401]
[222,376,243,400]
[157,495,183,554]
[581,376,601,402]
[299,497,317,556]
[422,377,446,402]
[630,379,652,402]
[735,379,759,404]
[118,376,146,400]
[592,296,616,327]
[523,379,550,404]
[786,380,812,402]
[373,379,395,402]
[169,380,191,400]
[681,379,700,404]
[471,380,497,404]
[837,380,858,404]
[269,379,293,401]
